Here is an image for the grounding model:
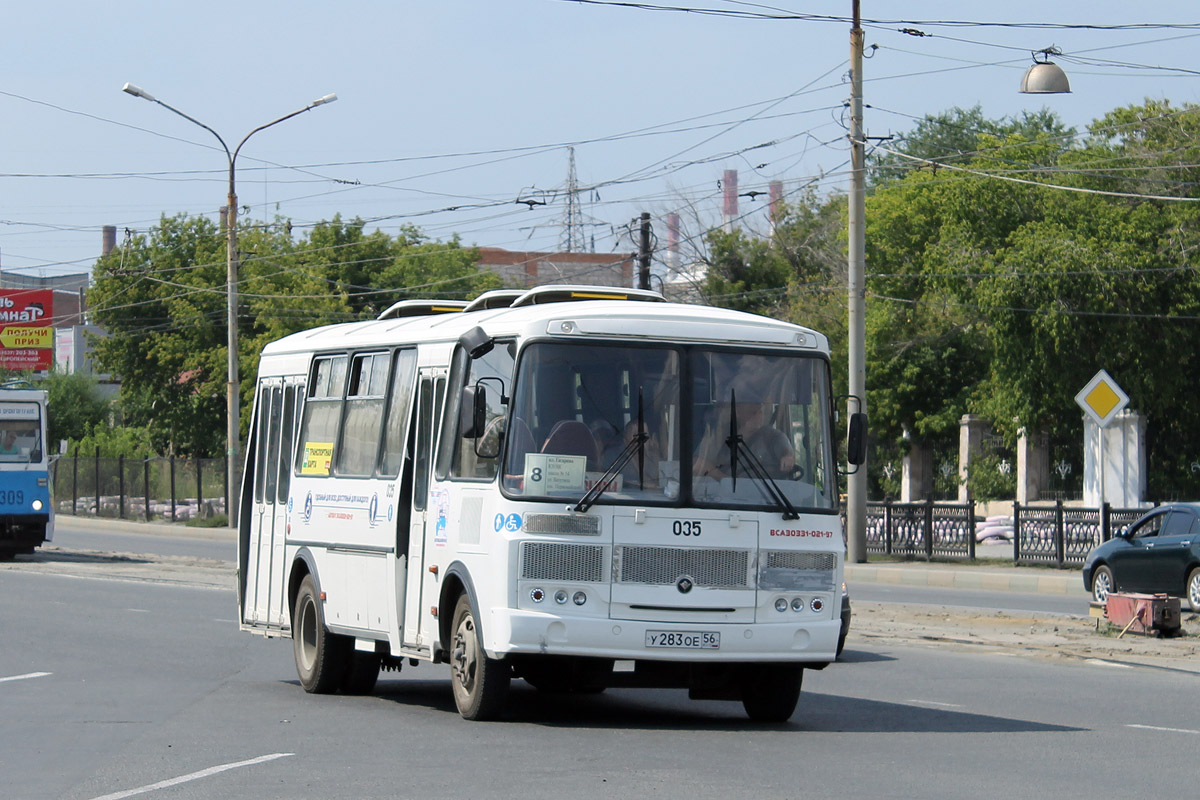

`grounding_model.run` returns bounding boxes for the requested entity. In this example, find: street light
[842,7,1071,563]
[122,83,337,527]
